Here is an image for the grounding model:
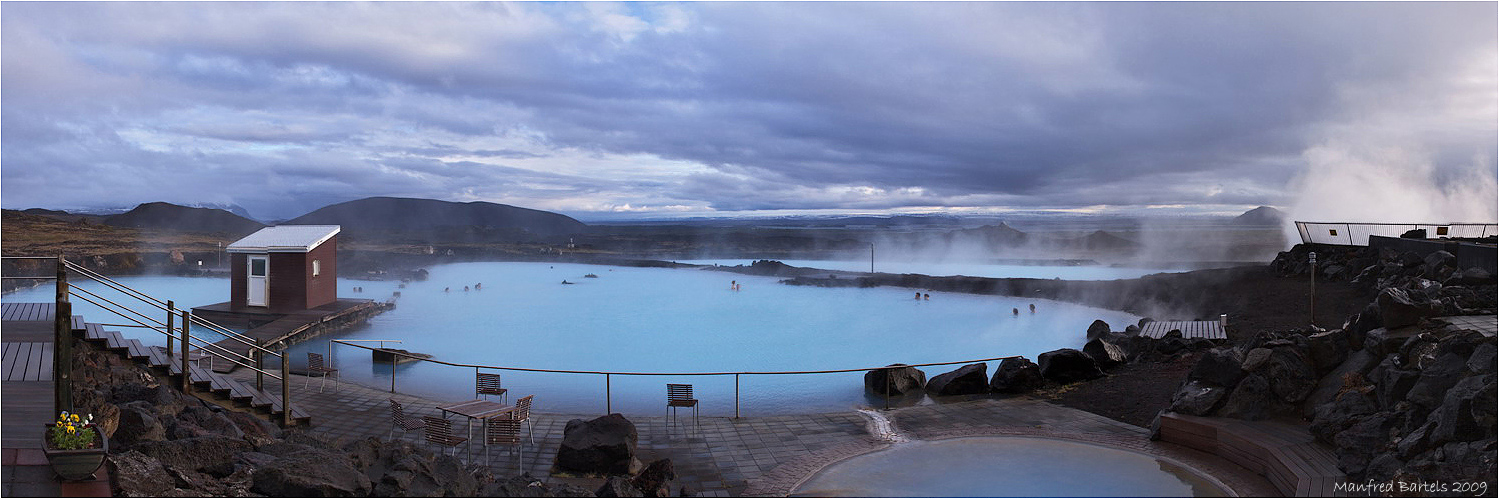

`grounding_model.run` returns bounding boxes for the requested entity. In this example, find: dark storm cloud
[1,2,1493,219]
